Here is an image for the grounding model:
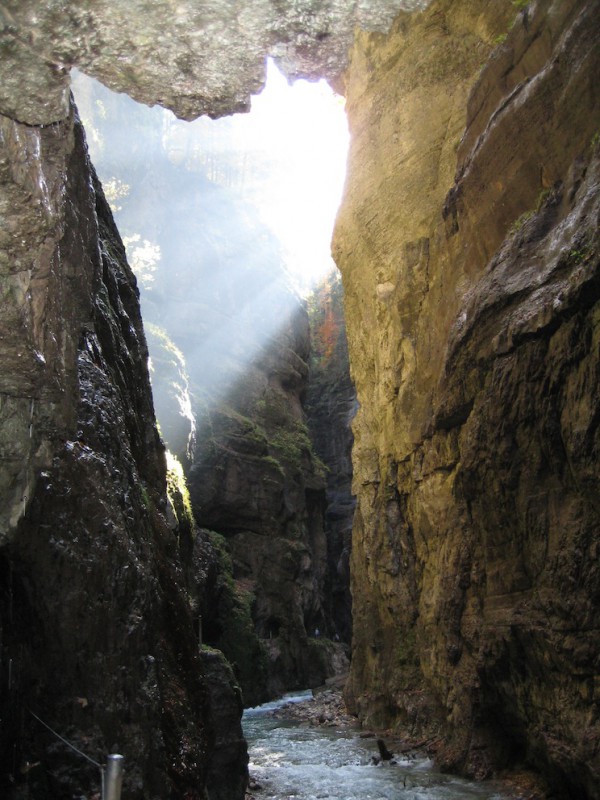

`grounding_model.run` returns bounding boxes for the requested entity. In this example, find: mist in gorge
[72,63,349,464]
